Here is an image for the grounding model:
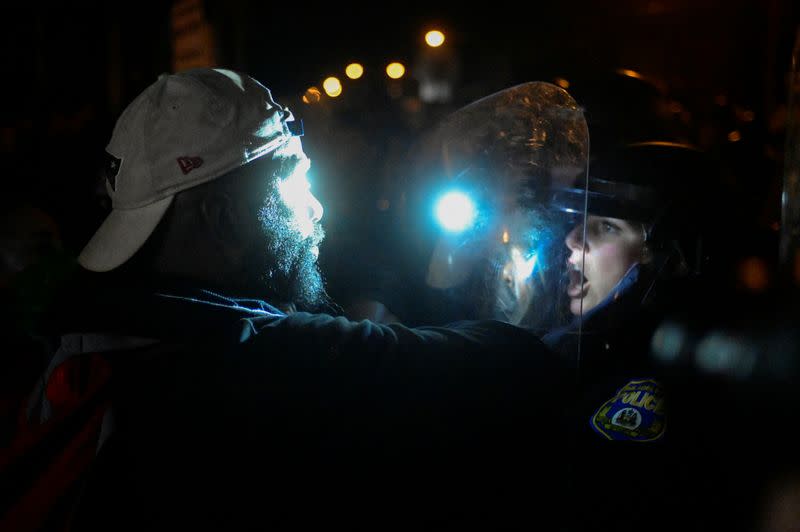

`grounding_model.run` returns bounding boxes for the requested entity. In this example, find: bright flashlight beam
[435,191,476,232]
[510,247,538,282]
